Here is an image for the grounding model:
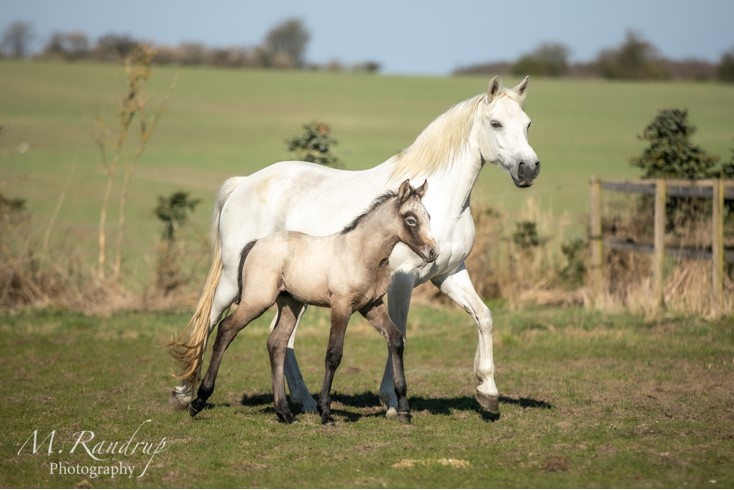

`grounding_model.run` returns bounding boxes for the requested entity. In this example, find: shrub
[286,122,343,168]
